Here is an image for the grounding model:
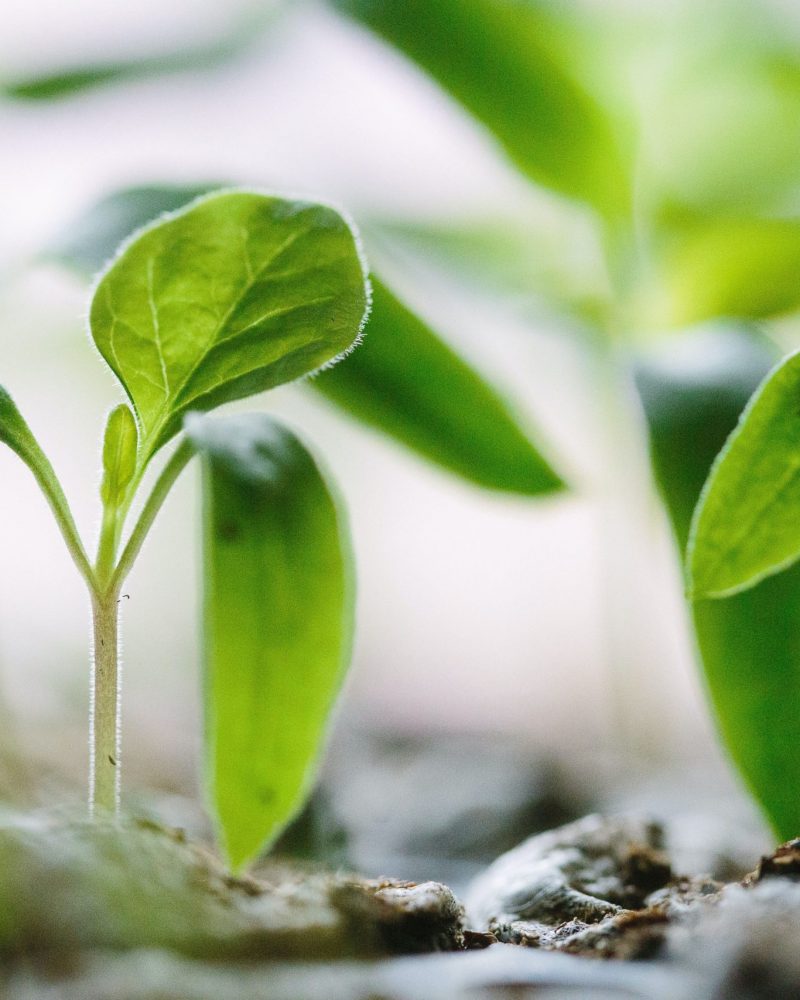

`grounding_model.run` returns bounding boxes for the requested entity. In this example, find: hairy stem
[90,589,121,815]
